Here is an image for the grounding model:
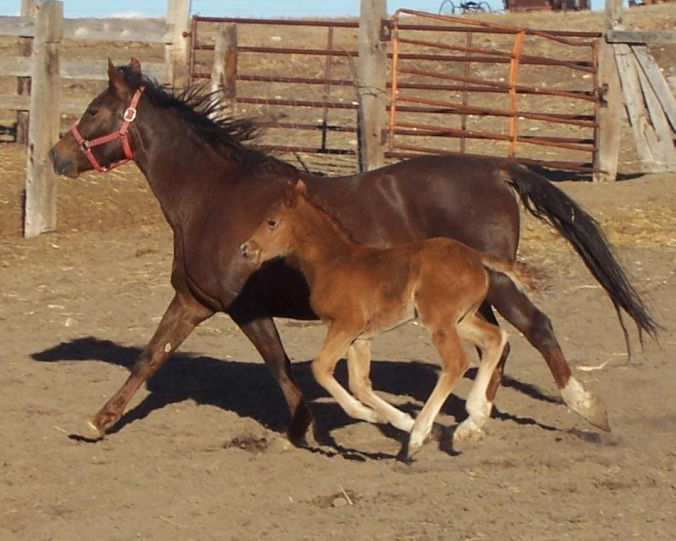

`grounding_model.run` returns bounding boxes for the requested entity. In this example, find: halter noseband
[70,86,145,173]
